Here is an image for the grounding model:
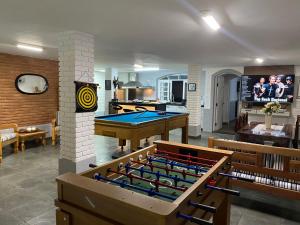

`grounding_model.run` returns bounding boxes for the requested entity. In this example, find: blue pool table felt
[95,111,184,124]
